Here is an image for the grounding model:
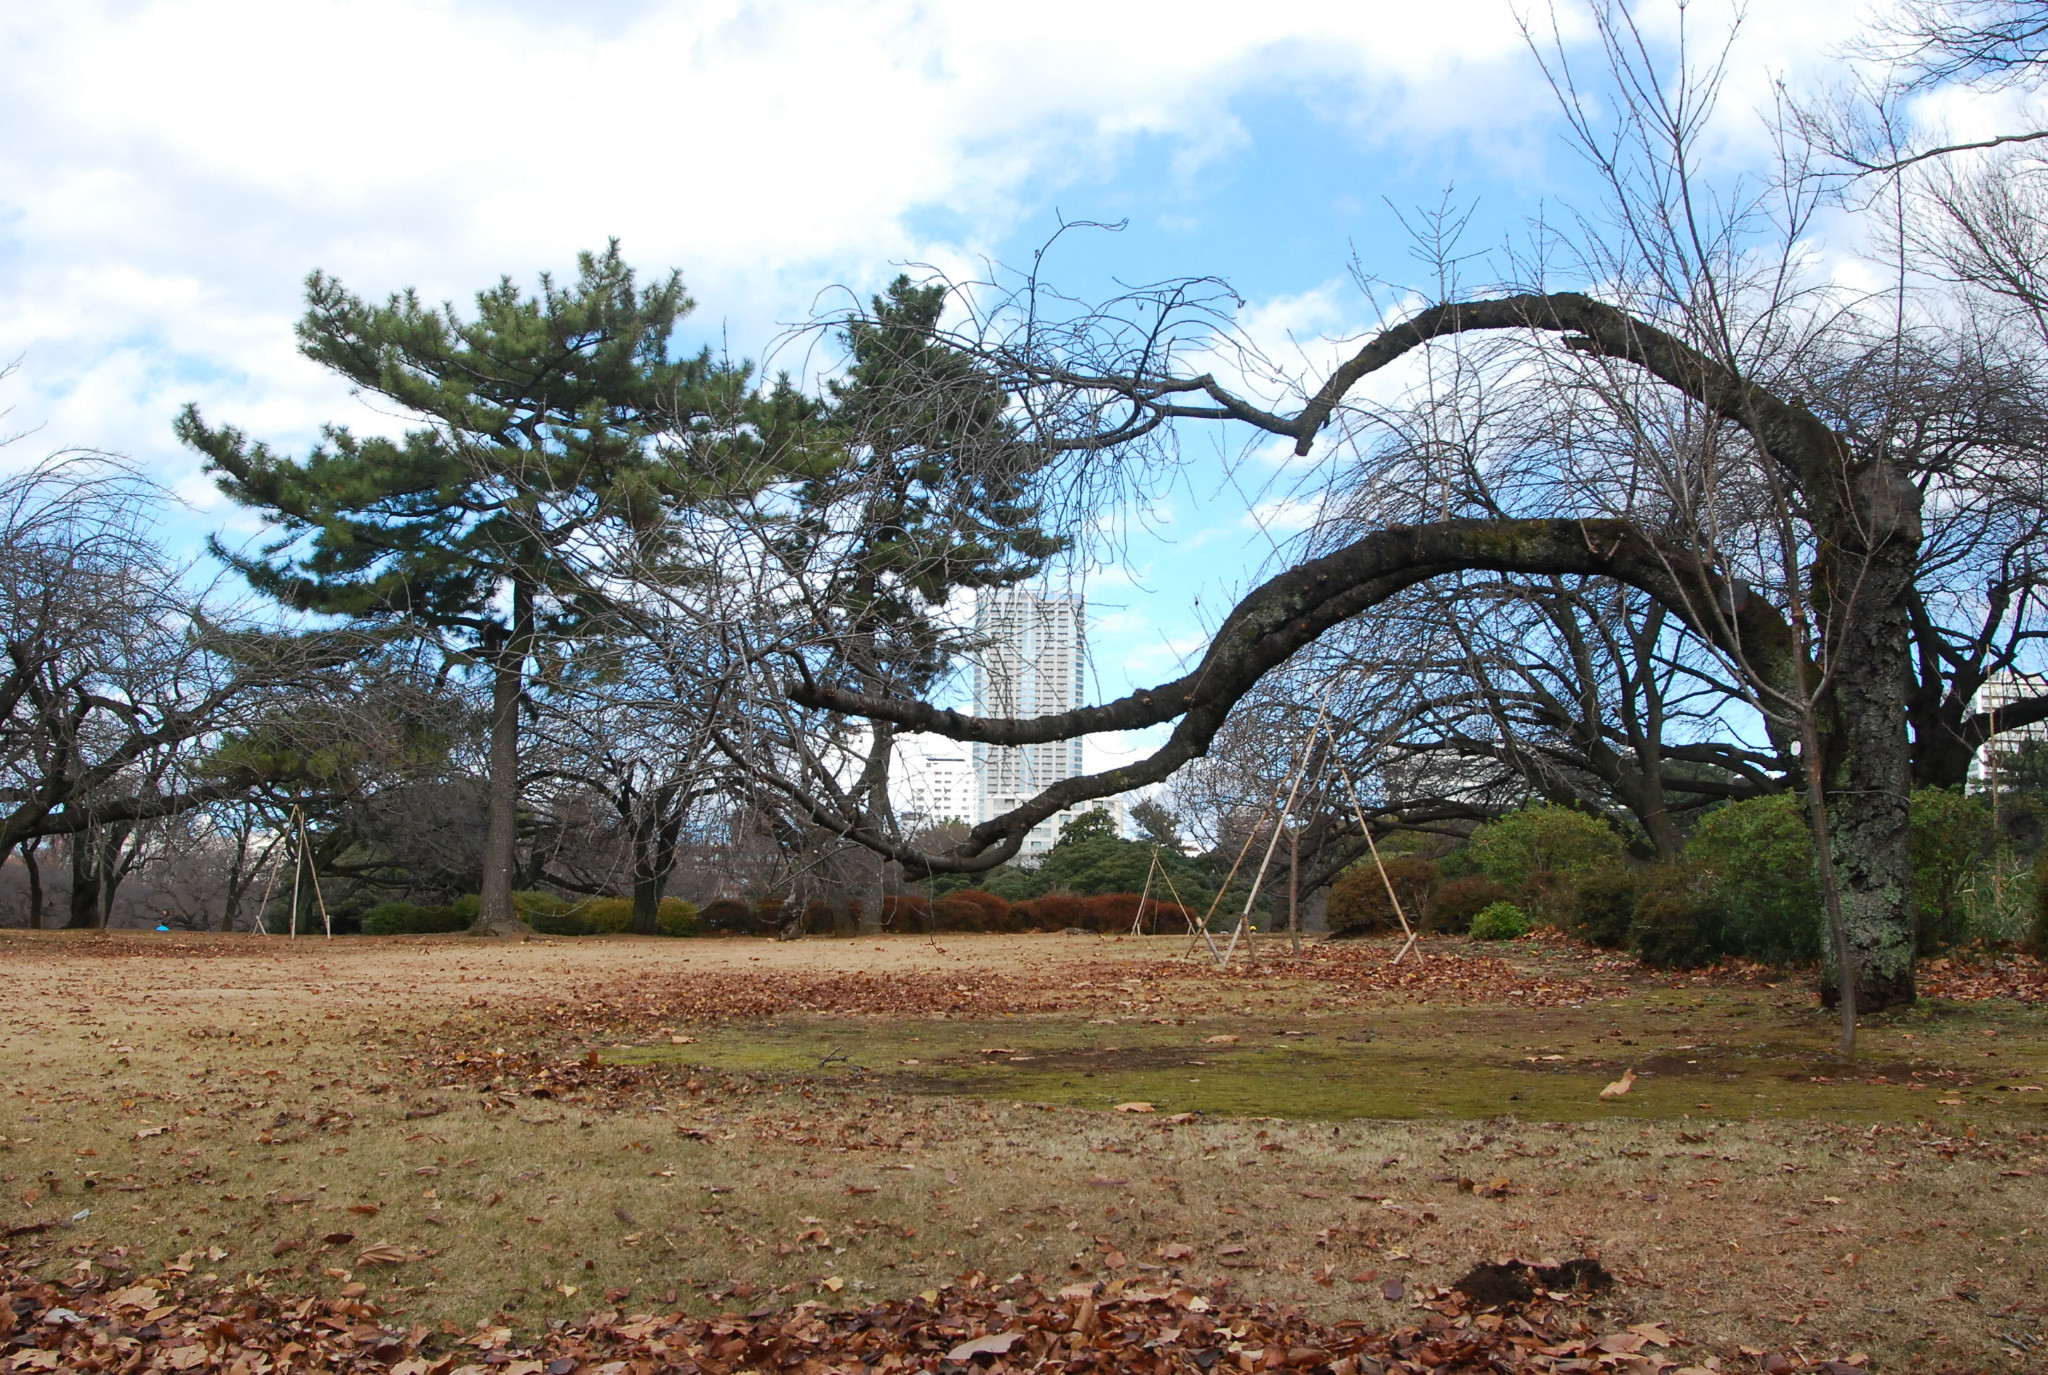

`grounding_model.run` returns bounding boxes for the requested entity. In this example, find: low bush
[525,906,588,936]
[2030,852,2048,959]
[937,889,1015,932]
[1326,857,1437,937]
[699,898,757,934]
[523,895,699,936]
[1078,892,1197,934]
[929,894,989,931]
[1424,876,1511,934]
[656,899,701,937]
[1685,794,1820,964]
[881,894,932,930]
[1629,865,1725,969]
[1470,804,1627,888]
[1571,871,1638,948]
[1469,901,1532,940]
[362,901,471,935]
[1015,893,1088,931]
[1911,787,1991,953]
